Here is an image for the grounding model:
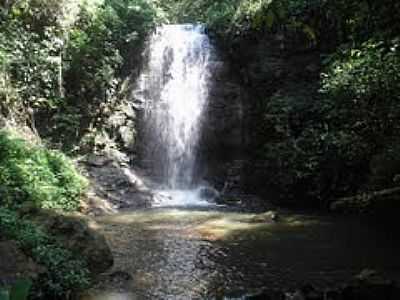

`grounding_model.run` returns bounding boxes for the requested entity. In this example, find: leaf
[9,279,31,300]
